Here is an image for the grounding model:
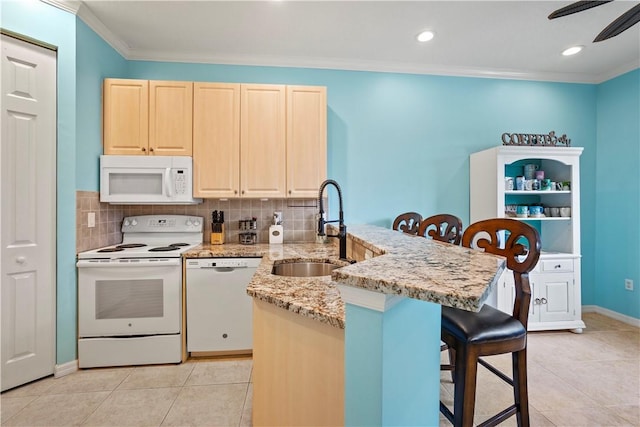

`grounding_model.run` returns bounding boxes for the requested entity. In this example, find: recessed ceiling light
[562,46,583,56]
[416,31,435,42]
